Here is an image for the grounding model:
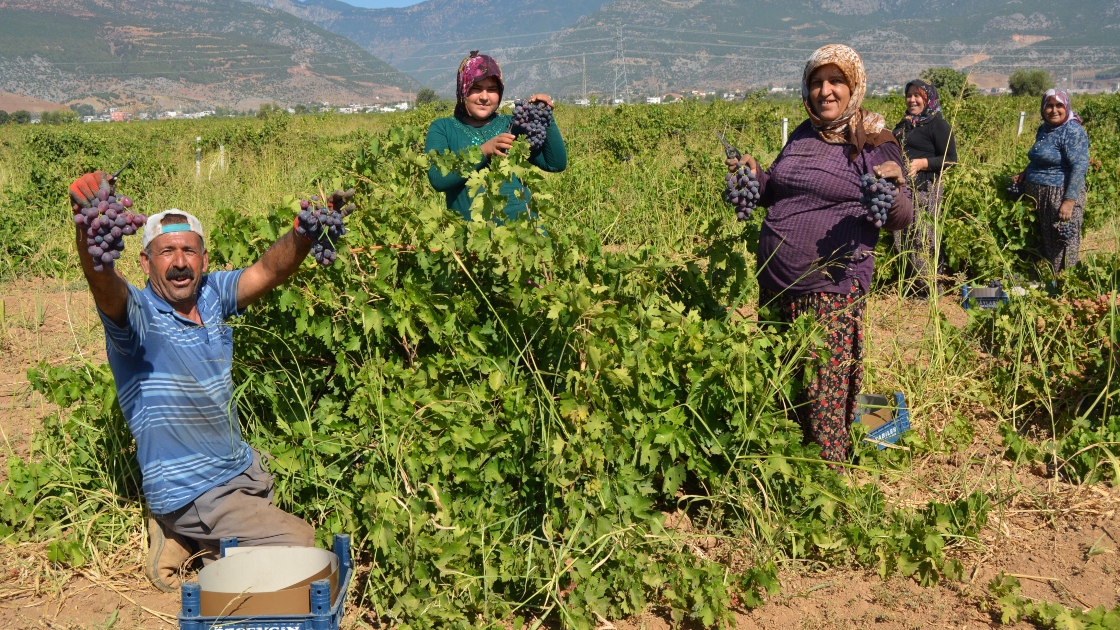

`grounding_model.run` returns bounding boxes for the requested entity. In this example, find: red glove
[326,188,356,214]
[69,171,111,213]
